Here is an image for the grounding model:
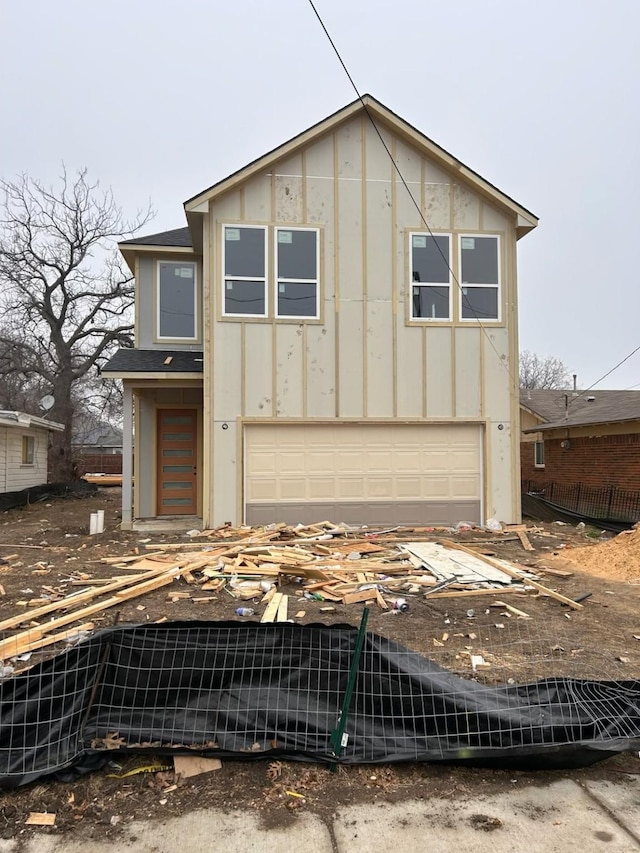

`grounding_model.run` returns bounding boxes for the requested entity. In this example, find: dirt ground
[1,487,639,840]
